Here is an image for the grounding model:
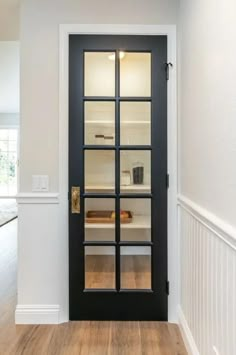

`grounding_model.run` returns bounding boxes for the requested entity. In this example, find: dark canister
[132,162,144,184]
